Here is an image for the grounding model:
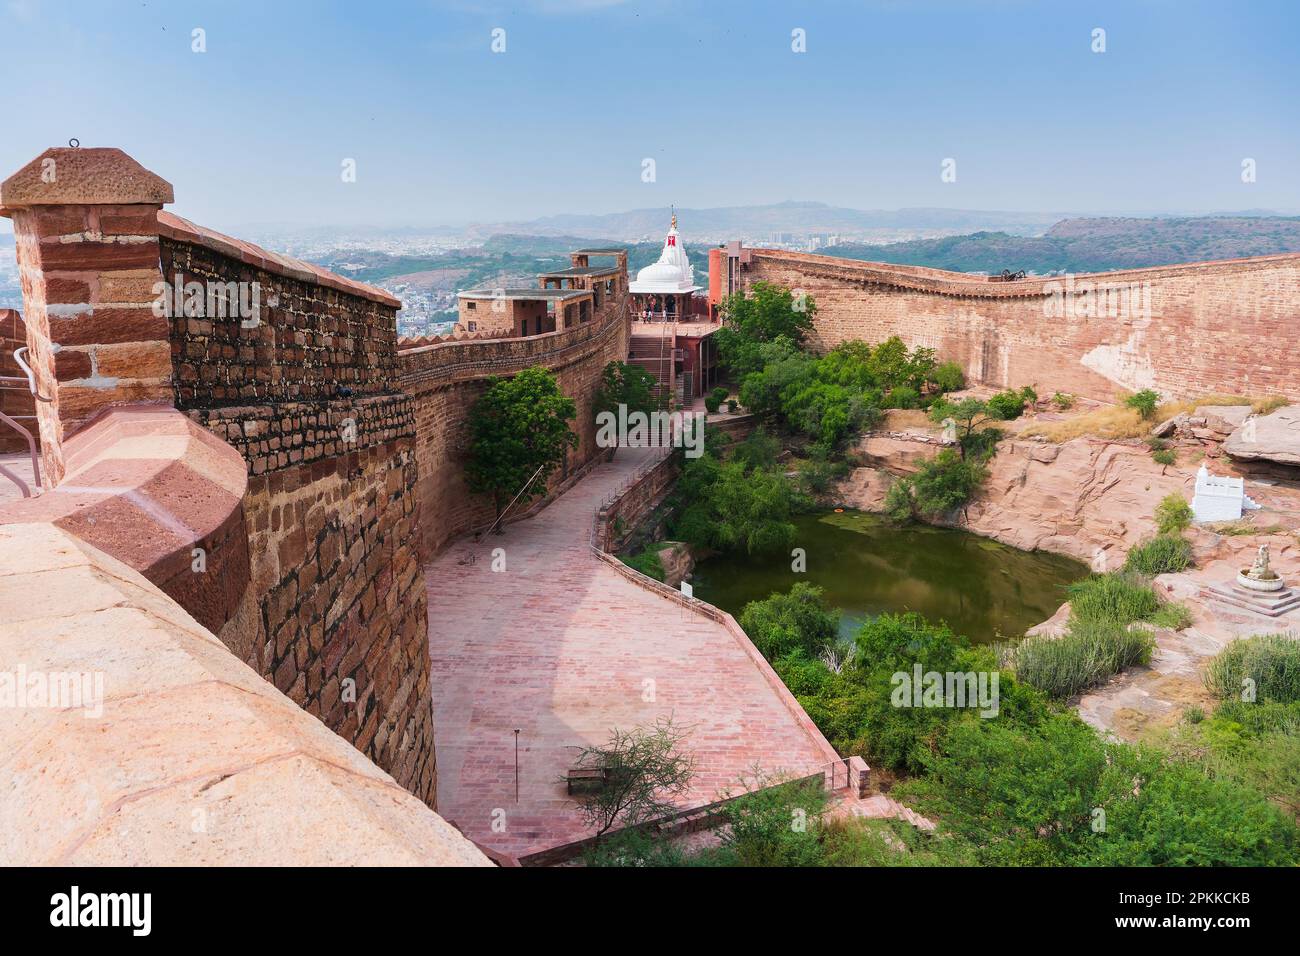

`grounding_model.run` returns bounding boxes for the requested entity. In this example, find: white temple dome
[629,215,701,294]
